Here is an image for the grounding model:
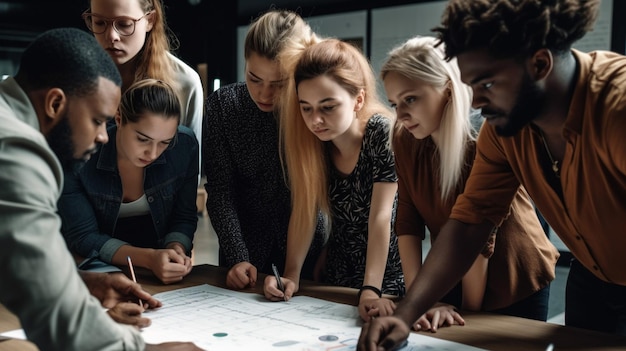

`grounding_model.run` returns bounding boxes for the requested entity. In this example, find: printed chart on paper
[141,284,487,351]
